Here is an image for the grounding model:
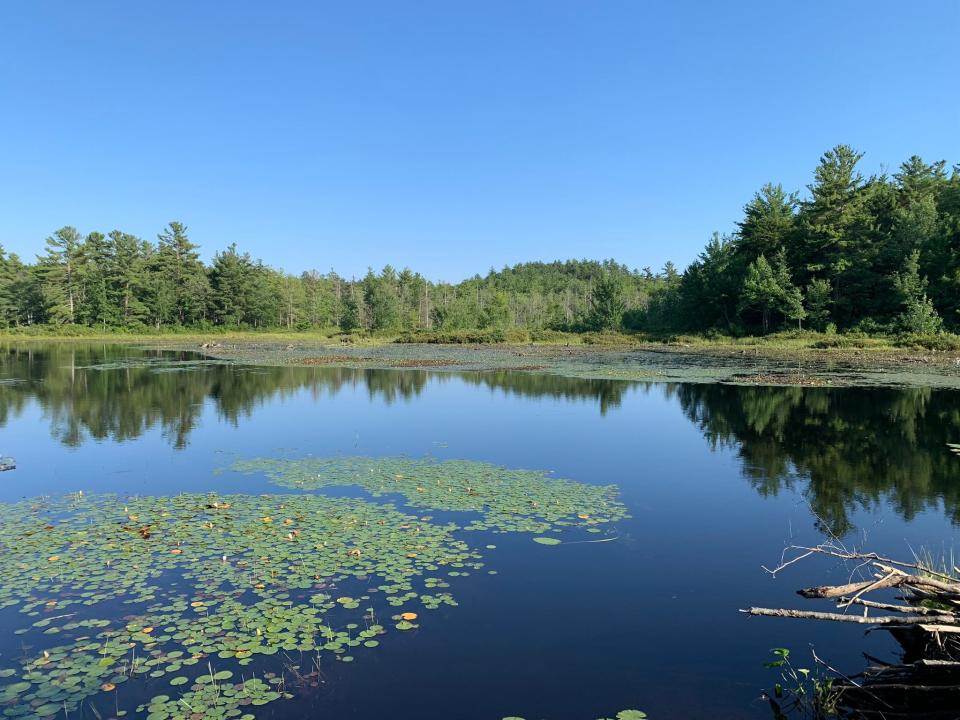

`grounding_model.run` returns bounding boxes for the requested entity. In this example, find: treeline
[1,145,958,336]
[647,146,960,335]
[0,223,658,333]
